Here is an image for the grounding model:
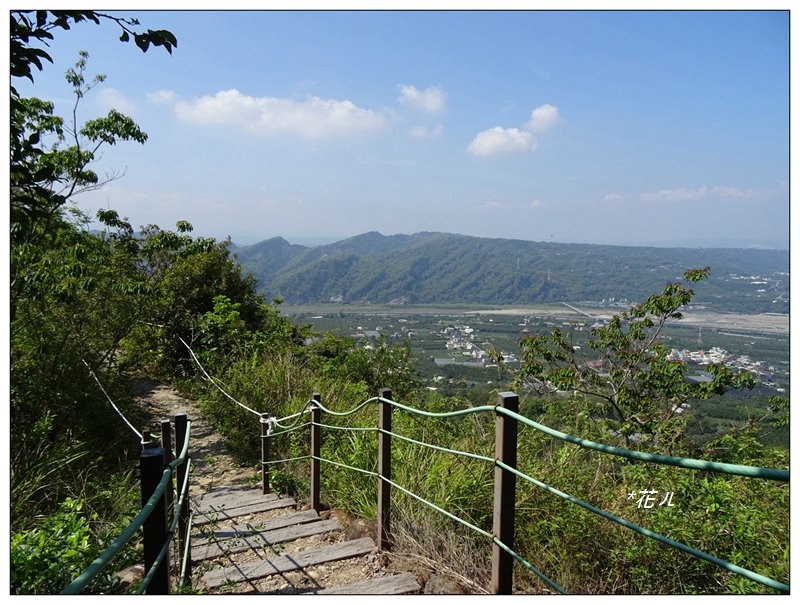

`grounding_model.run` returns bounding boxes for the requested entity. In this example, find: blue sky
[12,7,790,248]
